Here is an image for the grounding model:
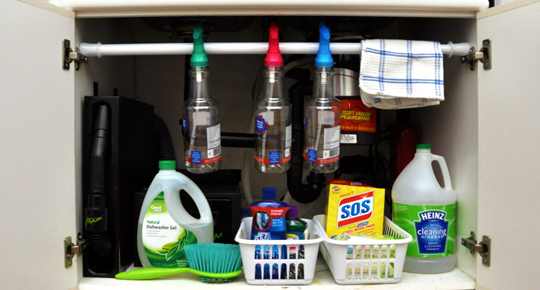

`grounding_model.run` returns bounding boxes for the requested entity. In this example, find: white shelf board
[78,256,475,290]
[50,0,489,18]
